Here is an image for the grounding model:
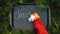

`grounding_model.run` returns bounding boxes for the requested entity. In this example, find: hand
[28,13,40,22]
[33,13,40,20]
